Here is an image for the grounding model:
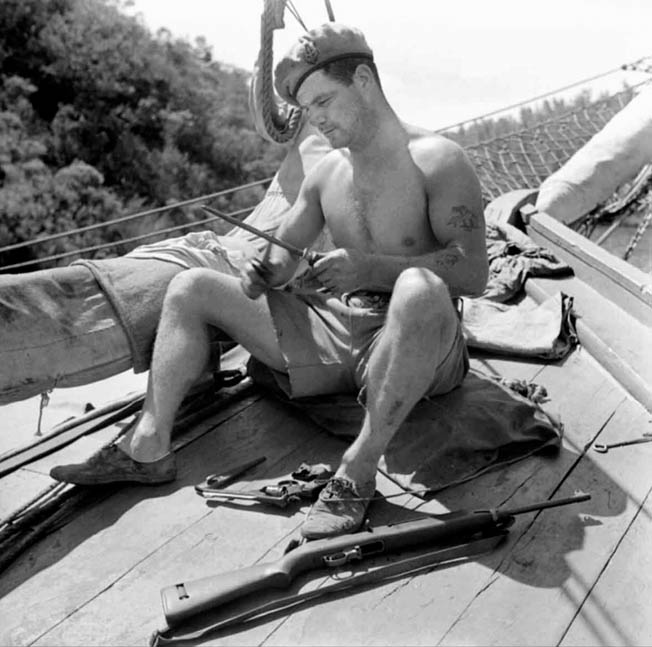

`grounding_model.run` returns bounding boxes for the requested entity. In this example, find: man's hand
[240,258,274,299]
[309,248,371,294]
[241,248,299,299]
